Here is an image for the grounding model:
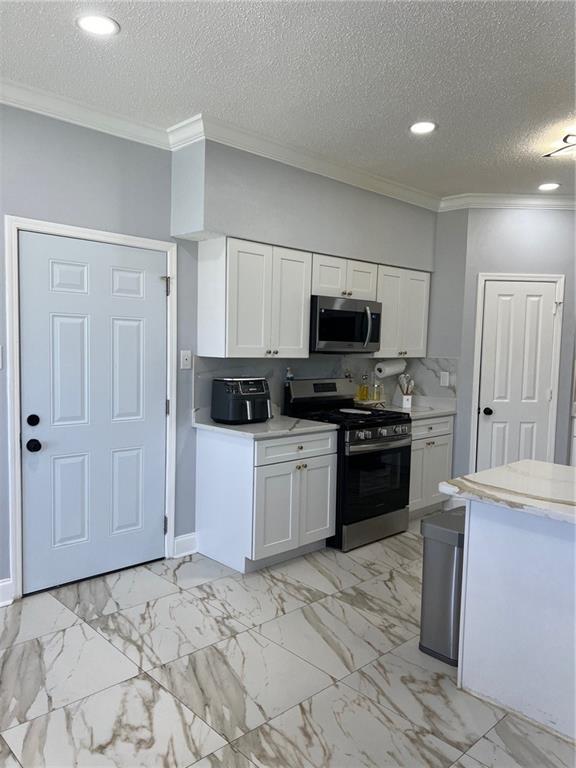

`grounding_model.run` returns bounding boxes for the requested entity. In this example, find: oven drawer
[412,416,454,440]
[255,431,337,466]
